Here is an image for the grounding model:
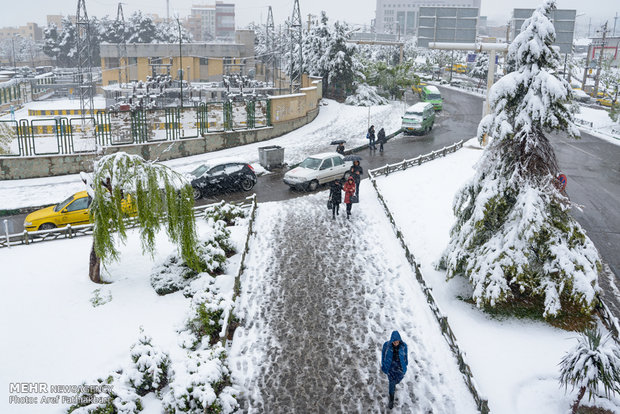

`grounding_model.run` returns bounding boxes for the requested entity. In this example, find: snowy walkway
[229,188,478,413]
